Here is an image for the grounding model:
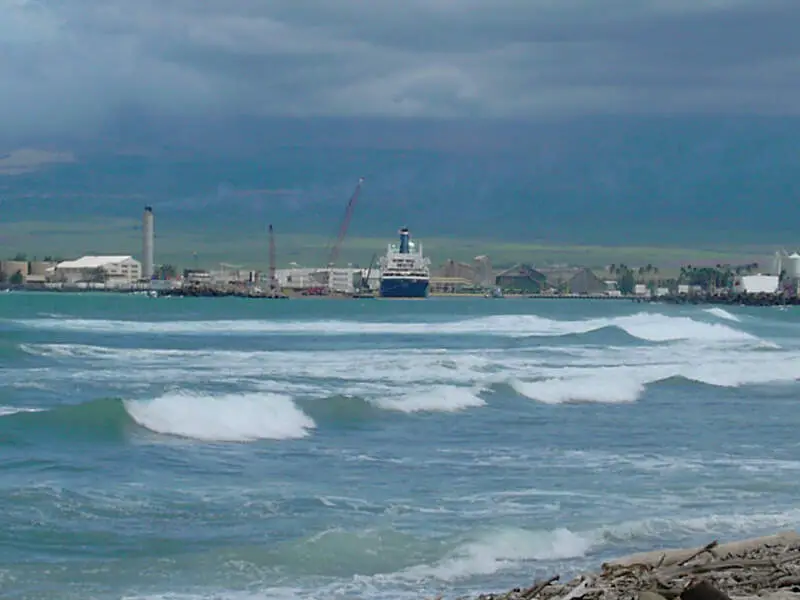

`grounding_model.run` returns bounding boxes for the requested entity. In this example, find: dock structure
[159,284,288,299]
